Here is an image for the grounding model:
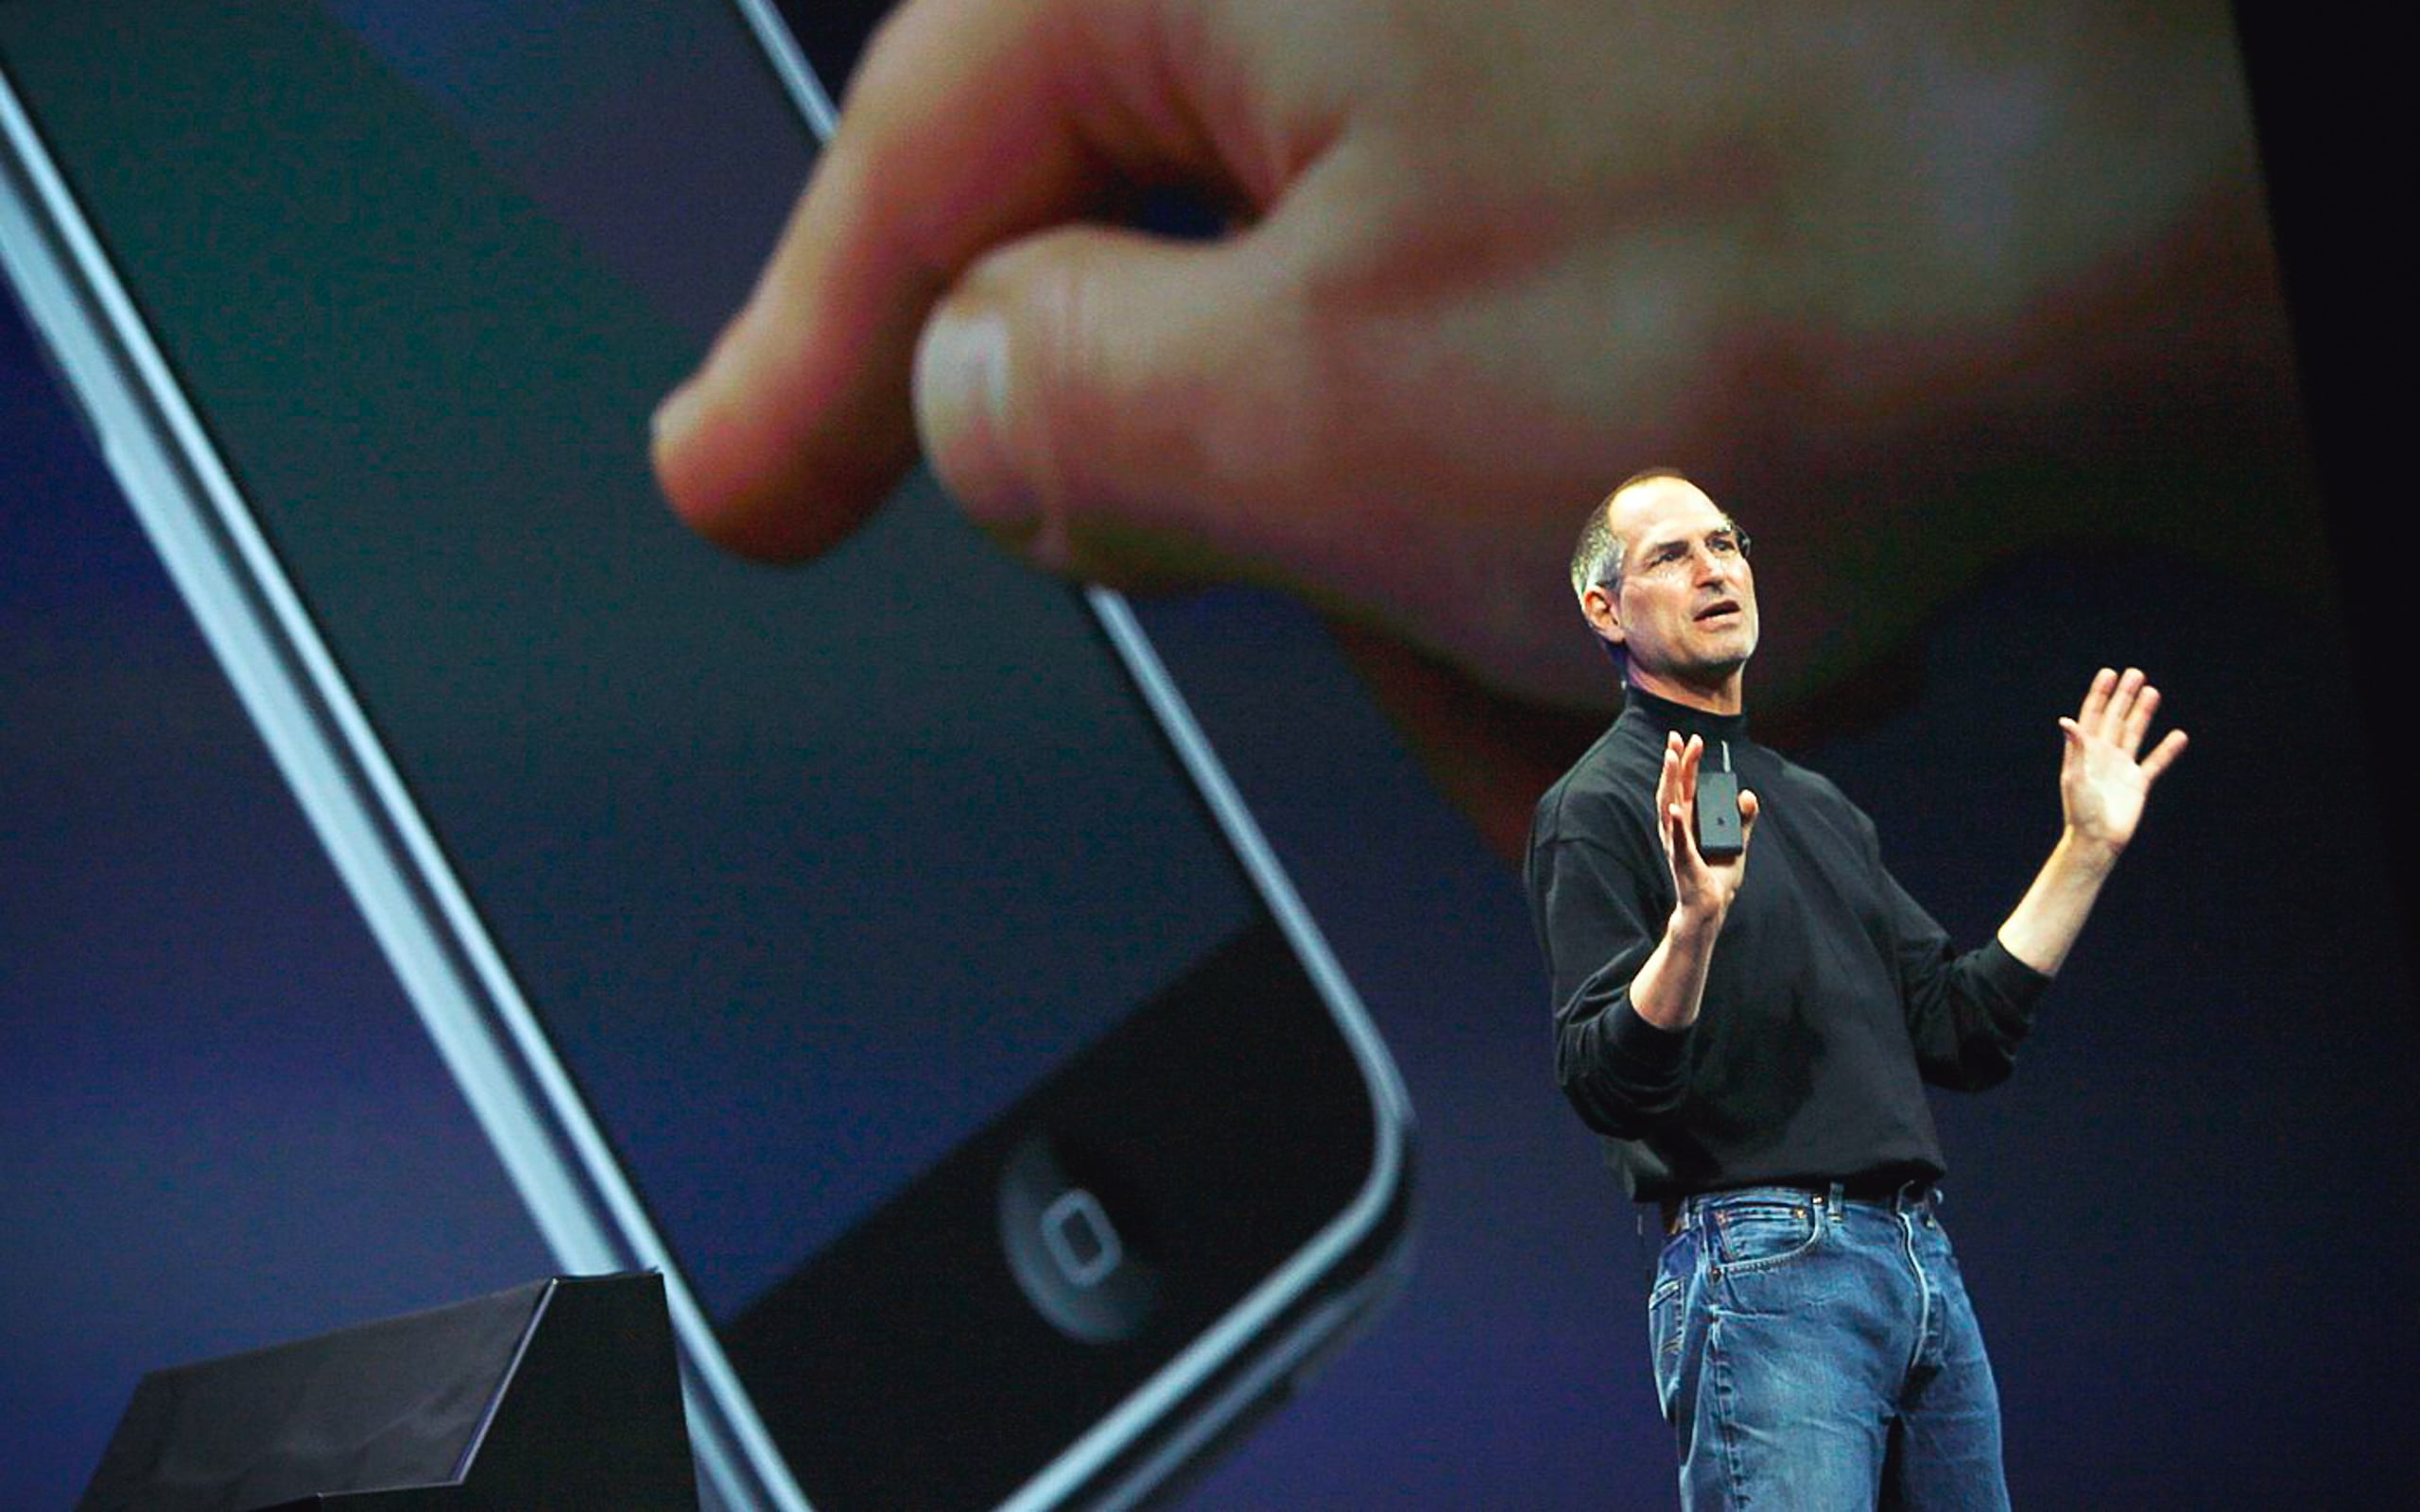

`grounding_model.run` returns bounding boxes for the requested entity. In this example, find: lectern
[78,1273,699,1511]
